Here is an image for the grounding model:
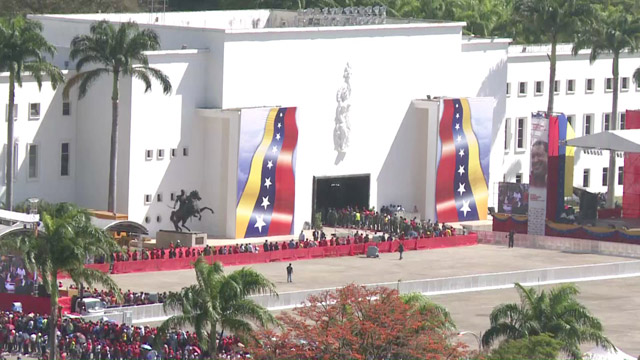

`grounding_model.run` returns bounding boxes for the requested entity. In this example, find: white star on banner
[280,112,283,117]
[277,122,282,128]
[254,214,266,232]
[455,103,459,108]
[459,149,465,157]
[456,135,462,143]
[456,113,460,119]
[264,177,272,189]
[267,160,273,169]
[457,183,466,196]
[458,166,465,176]
[460,200,471,217]
[272,145,278,153]
[455,123,460,130]
[276,133,281,140]
[261,196,270,210]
